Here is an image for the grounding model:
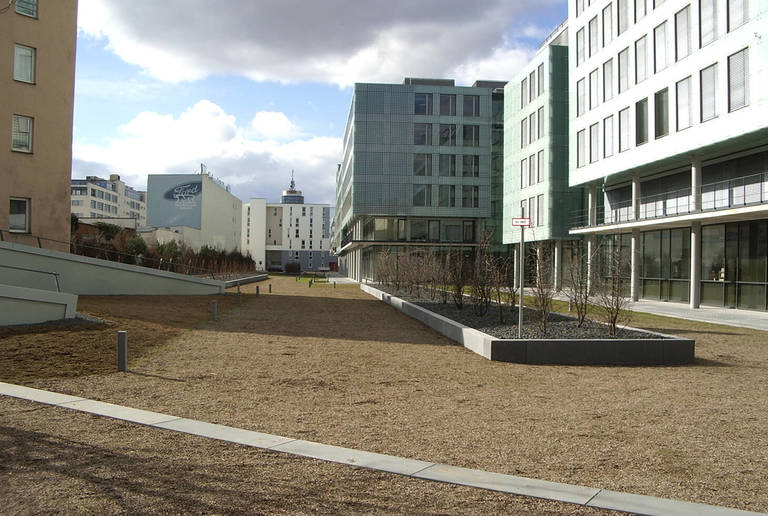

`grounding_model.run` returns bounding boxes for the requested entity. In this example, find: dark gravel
[375,286,660,340]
